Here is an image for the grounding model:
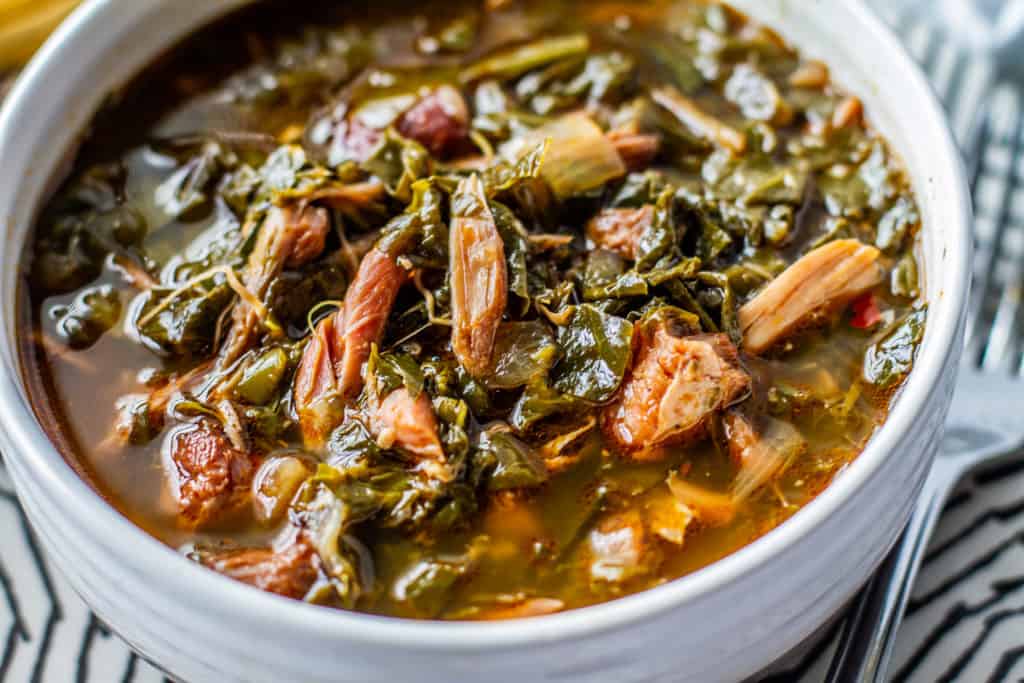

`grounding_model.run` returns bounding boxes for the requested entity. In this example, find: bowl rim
[0,0,971,651]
